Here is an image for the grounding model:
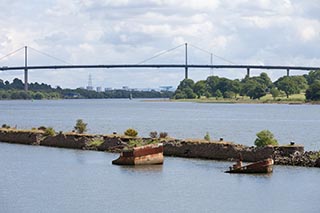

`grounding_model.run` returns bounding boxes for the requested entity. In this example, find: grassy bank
[171,93,308,104]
